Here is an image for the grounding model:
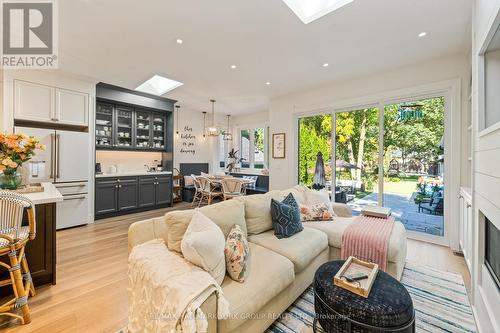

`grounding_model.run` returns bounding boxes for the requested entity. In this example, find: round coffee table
[313,260,415,333]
